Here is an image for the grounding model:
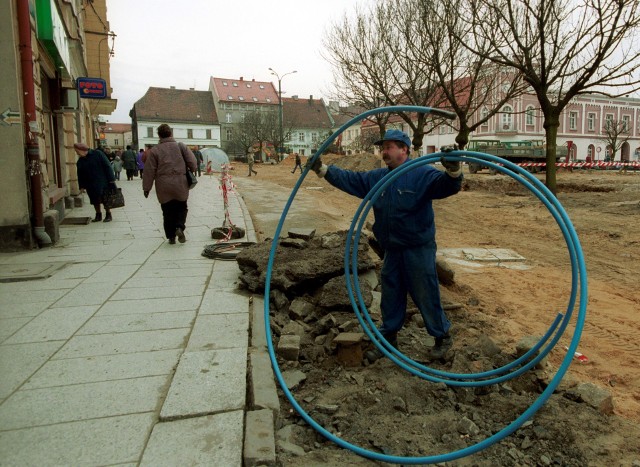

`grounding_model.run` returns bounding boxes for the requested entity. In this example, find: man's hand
[306,157,326,177]
[143,191,149,198]
[441,157,462,178]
